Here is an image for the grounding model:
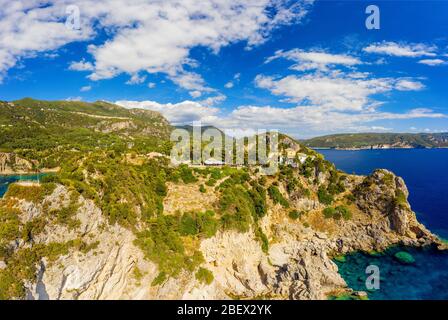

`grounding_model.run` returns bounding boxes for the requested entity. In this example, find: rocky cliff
[0,152,35,174]
[1,168,442,300]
